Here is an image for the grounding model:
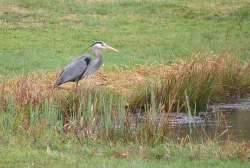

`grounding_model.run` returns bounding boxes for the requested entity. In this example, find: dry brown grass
[186,0,250,15]
[1,54,250,145]
[217,141,250,160]
[0,4,31,15]
[128,54,250,113]
[59,14,81,22]
[75,0,118,4]
[1,54,250,109]
[0,3,46,16]
[1,65,163,98]
[0,3,47,29]
[174,140,250,161]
